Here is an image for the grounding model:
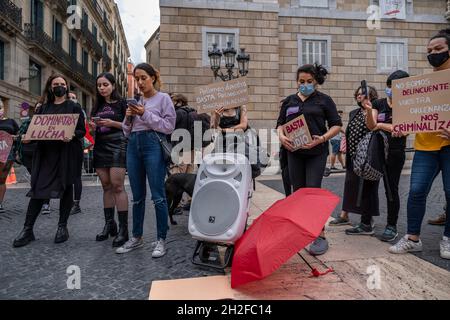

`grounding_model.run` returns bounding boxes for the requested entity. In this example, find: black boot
[13,199,41,248]
[112,211,129,248]
[96,208,118,241]
[70,200,81,215]
[54,224,69,244]
[13,226,35,248]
